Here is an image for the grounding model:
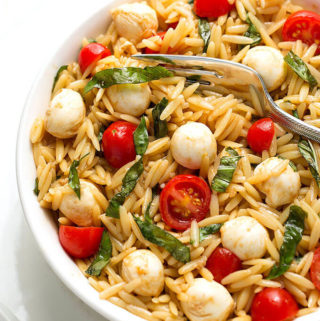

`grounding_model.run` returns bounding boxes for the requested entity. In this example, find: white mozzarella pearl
[221,216,268,260]
[45,89,85,139]
[121,250,164,297]
[254,157,301,208]
[59,180,102,227]
[111,2,158,44]
[171,122,217,170]
[242,46,287,91]
[181,278,234,321]
[106,83,151,117]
